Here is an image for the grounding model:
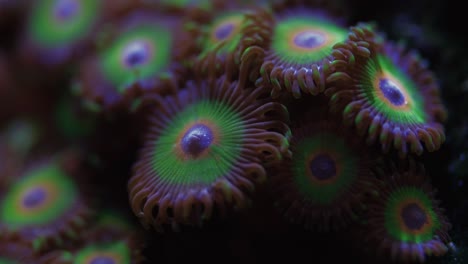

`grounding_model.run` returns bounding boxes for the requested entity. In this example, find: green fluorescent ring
[0,162,77,228]
[99,23,172,93]
[29,0,99,48]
